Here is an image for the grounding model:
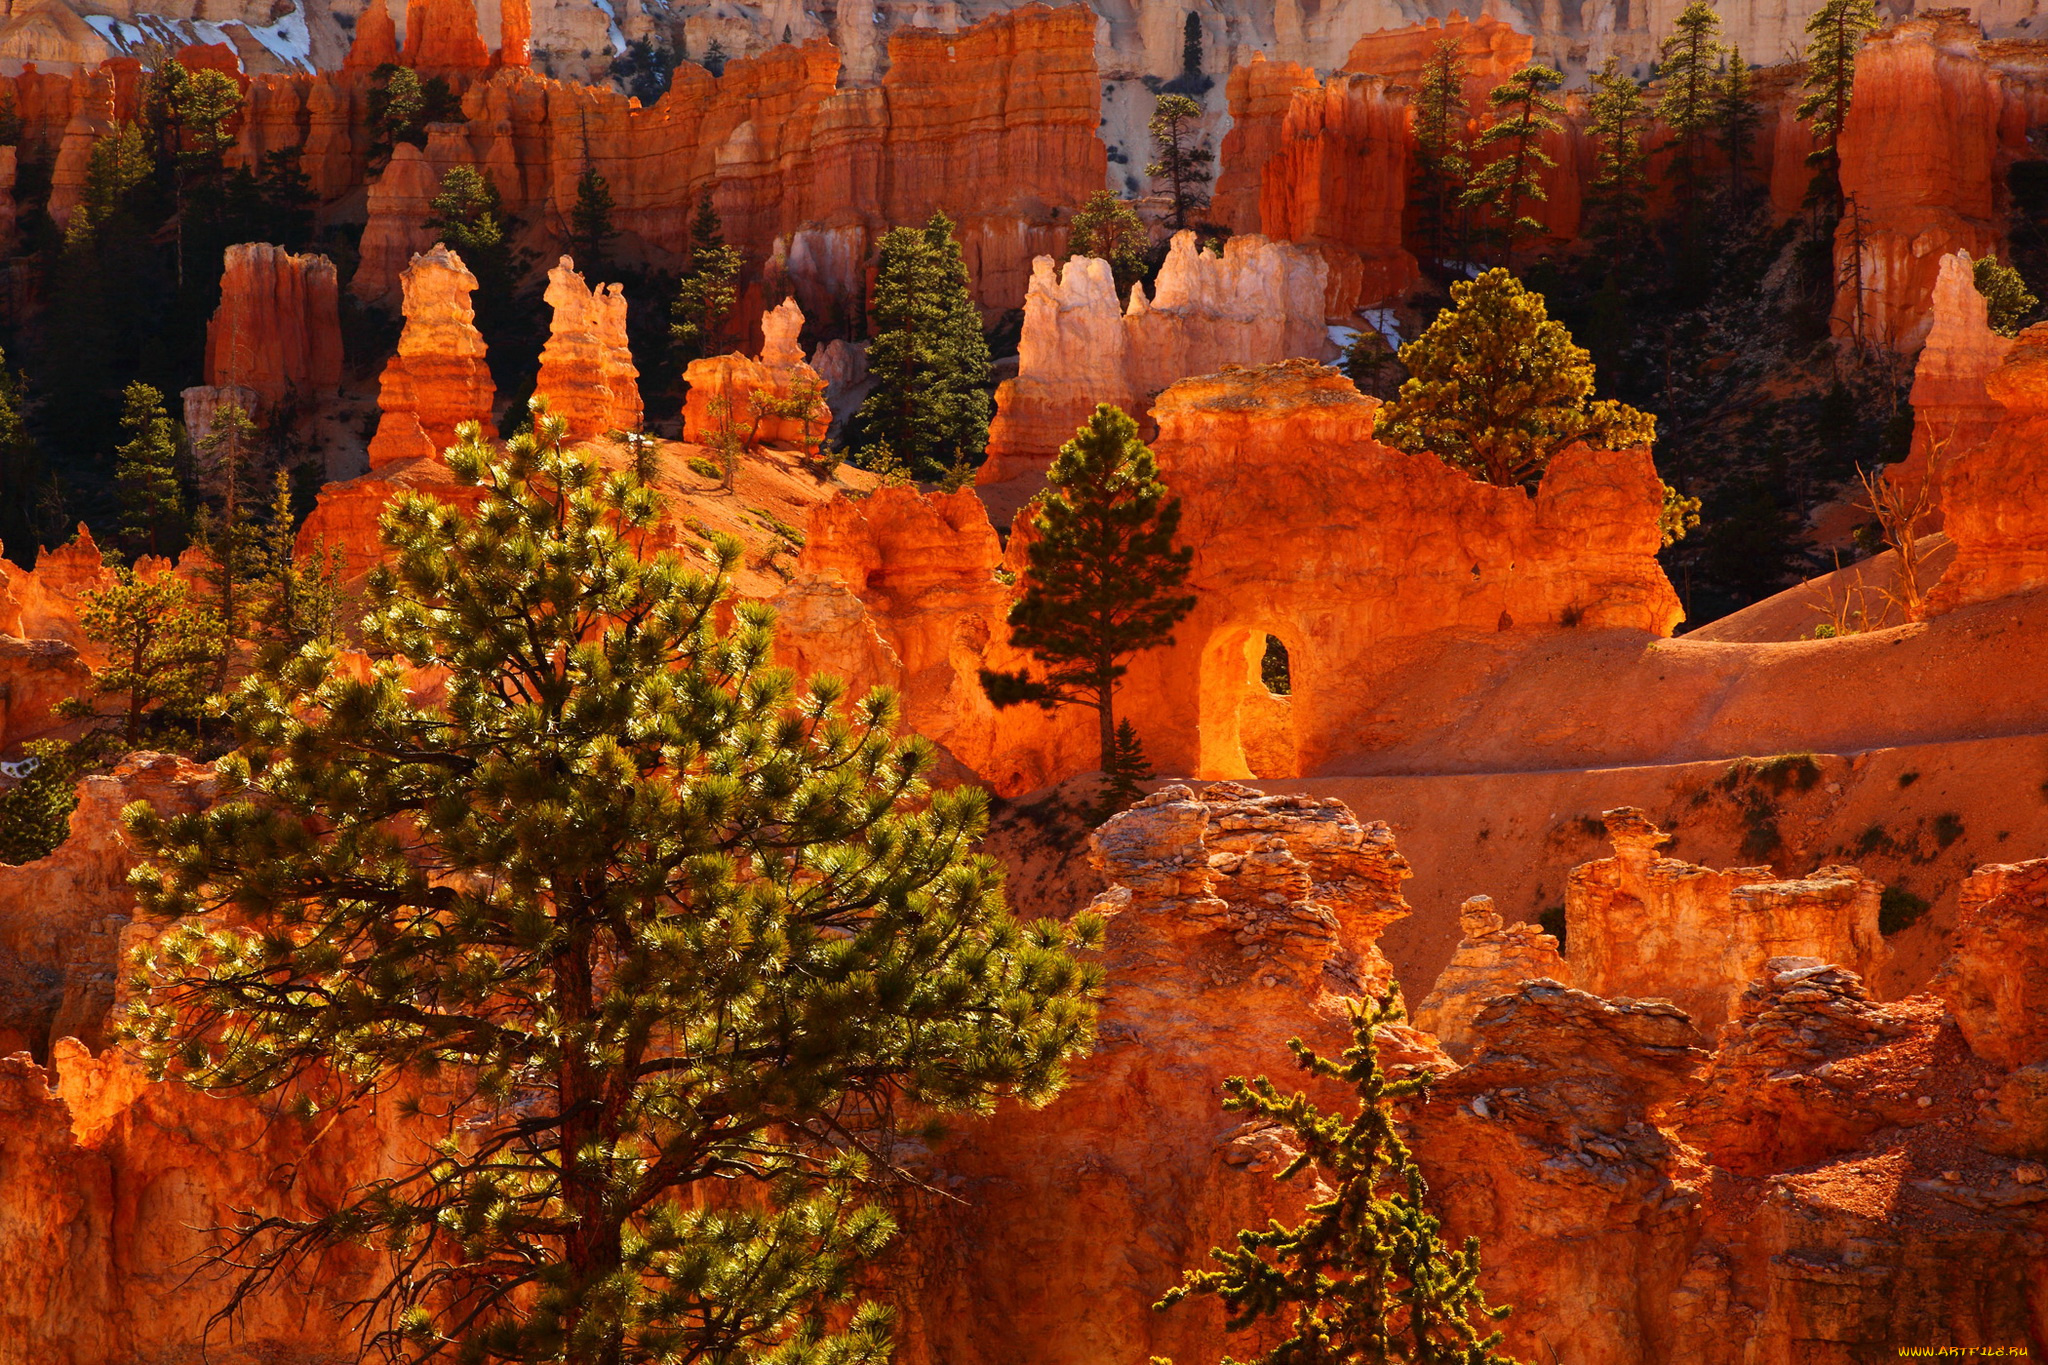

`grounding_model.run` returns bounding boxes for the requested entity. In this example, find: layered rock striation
[204,242,344,407]
[534,255,641,439]
[1926,317,2048,610]
[366,243,497,468]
